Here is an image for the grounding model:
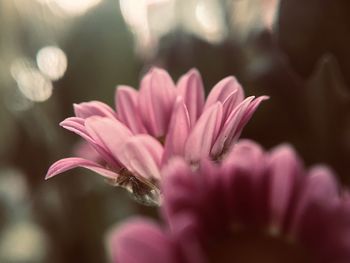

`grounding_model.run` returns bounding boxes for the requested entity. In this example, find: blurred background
[0,0,349,262]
